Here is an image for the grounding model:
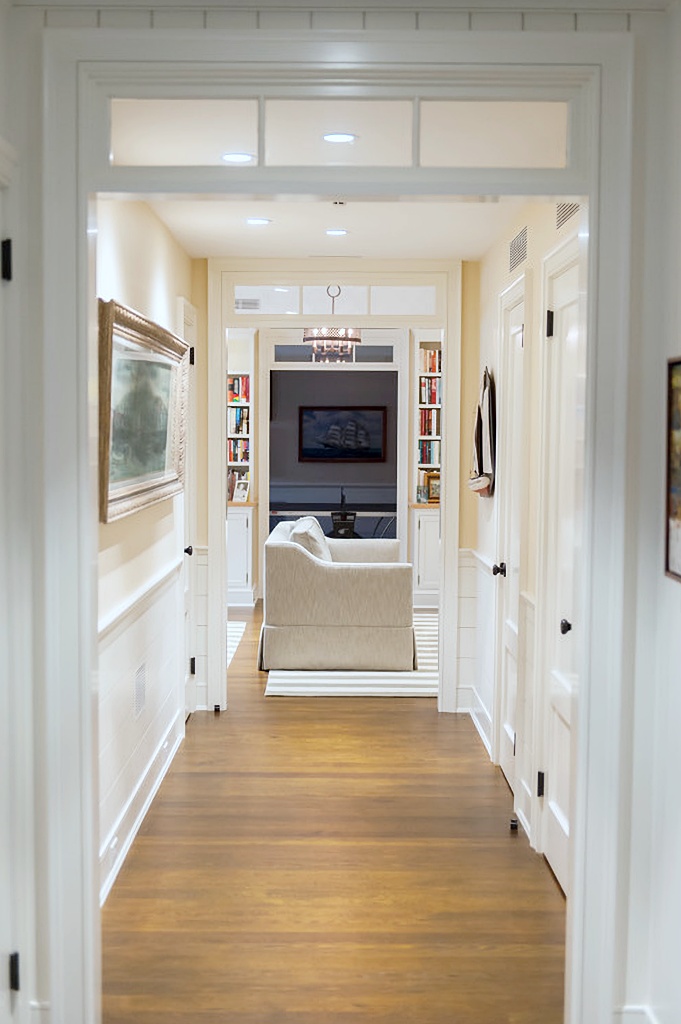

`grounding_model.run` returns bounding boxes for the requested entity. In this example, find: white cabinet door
[227,507,253,605]
[411,508,440,607]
